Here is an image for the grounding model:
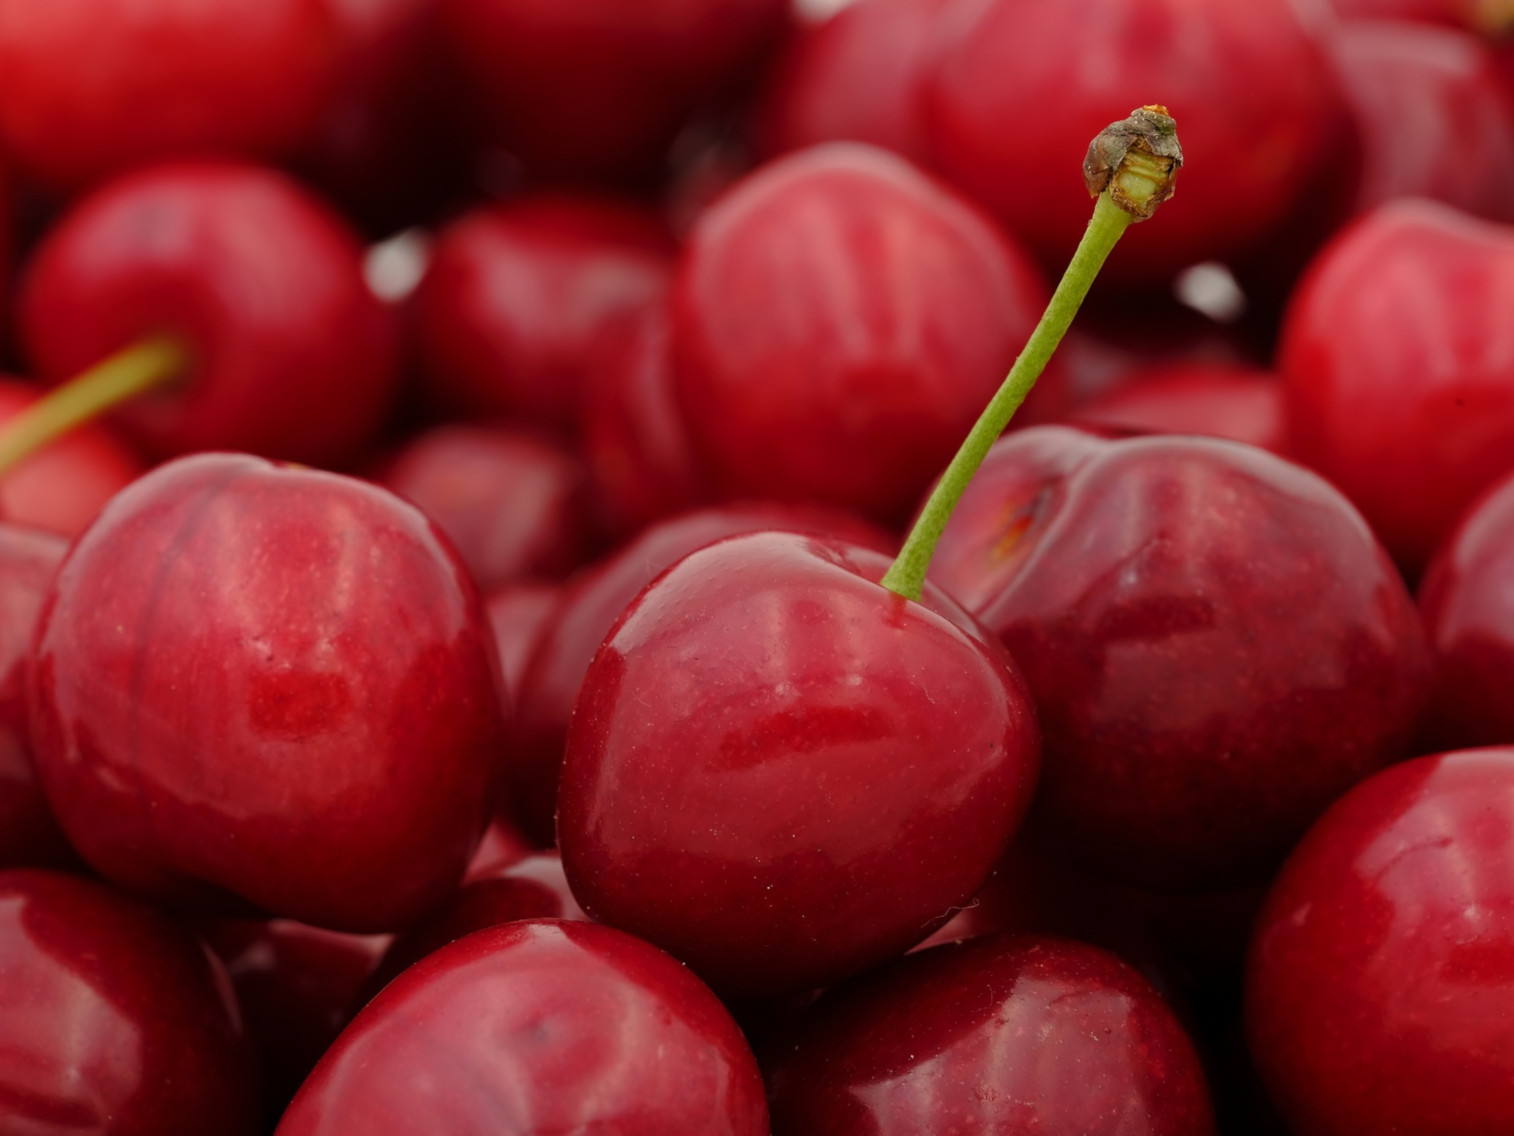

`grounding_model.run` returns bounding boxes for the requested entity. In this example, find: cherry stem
[0,336,188,477]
